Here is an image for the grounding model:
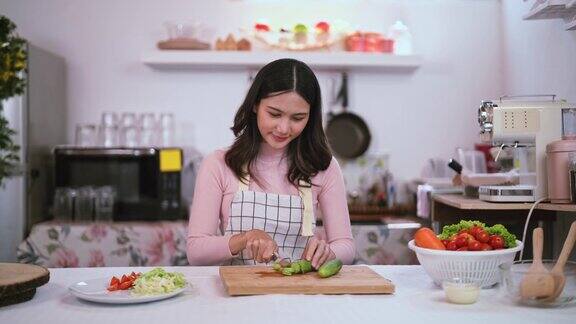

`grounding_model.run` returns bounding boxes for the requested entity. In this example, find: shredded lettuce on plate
[132,268,186,295]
